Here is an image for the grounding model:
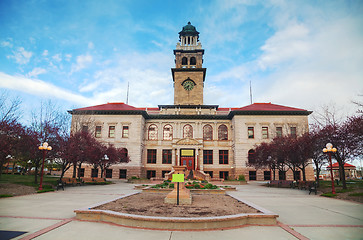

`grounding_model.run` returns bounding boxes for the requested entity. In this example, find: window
[163,125,173,140]
[119,169,127,179]
[148,125,158,140]
[121,148,128,159]
[162,150,172,164]
[190,57,196,65]
[147,149,157,164]
[162,170,169,179]
[219,171,229,180]
[183,124,193,138]
[182,57,188,65]
[78,168,85,178]
[249,171,257,180]
[219,150,228,164]
[108,126,115,138]
[294,171,301,181]
[95,126,101,138]
[264,171,271,180]
[262,127,268,139]
[279,170,286,180]
[106,169,113,178]
[276,127,282,138]
[290,127,297,138]
[203,124,213,140]
[82,125,88,132]
[147,170,156,179]
[204,171,213,178]
[203,150,213,164]
[91,168,98,178]
[218,124,228,140]
[122,126,129,138]
[248,149,255,164]
[248,127,254,139]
